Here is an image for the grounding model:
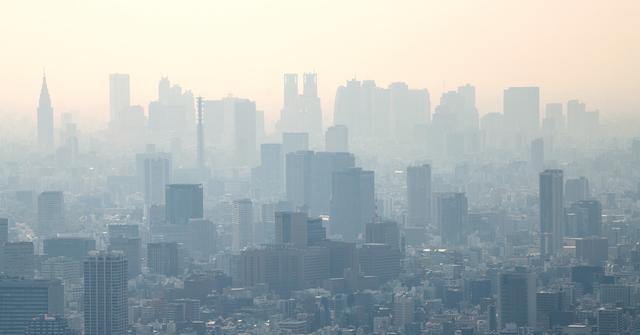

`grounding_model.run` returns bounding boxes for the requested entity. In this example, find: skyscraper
[83,251,128,335]
[24,314,73,335]
[109,73,130,129]
[232,199,253,252]
[0,278,64,335]
[0,217,8,244]
[434,192,468,245]
[256,143,283,196]
[147,242,179,276]
[37,74,54,150]
[234,98,258,165]
[565,176,590,205]
[1,241,35,278]
[406,164,432,227]
[275,211,309,248]
[136,152,172,207]
[503,87,540,143]
[286,151,314,211]
[325,125,349,153]
[330,168,375,242]
[165,184,203,225]
[37,191,64,234]
[567,200,602,237]
[540,169,564,257]
[497,268,536,329]
[108,236,141,278]
[530,138,544,171]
